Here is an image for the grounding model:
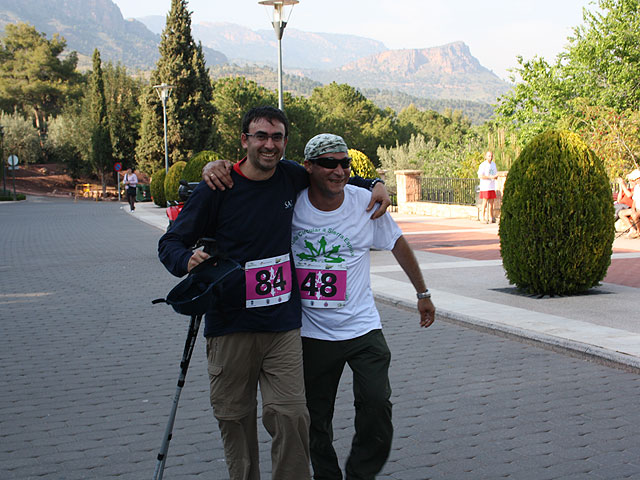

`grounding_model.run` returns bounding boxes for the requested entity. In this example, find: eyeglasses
[244,132,285,143]
[309,157,352,169]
